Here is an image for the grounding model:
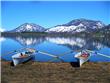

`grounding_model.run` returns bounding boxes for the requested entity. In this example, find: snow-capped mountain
[46,18,105,33]
[11,23,45,32]
[8,19,106,33]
